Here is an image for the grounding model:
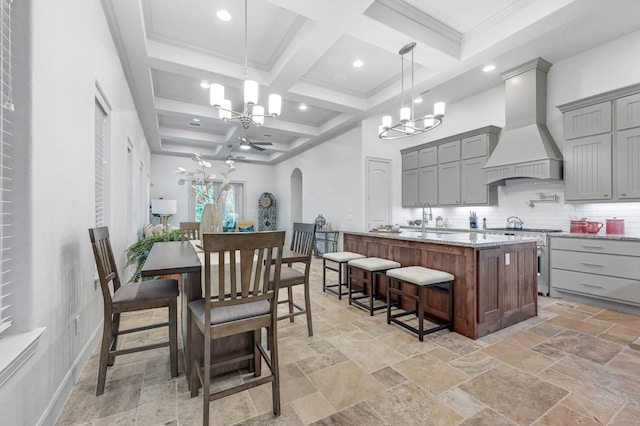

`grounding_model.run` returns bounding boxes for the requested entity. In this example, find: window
[192,181,244,231]
[94,89,110,227]
[0,0,14,335]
